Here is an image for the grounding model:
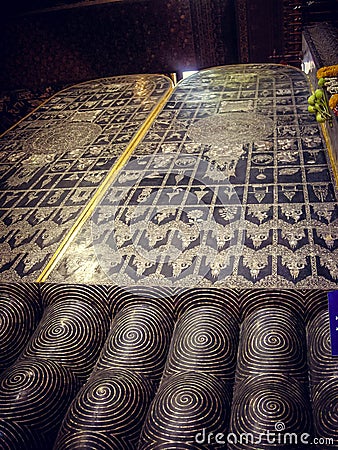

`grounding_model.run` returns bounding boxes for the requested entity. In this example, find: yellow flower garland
[329,93,338,110]
[317,65,338,79]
